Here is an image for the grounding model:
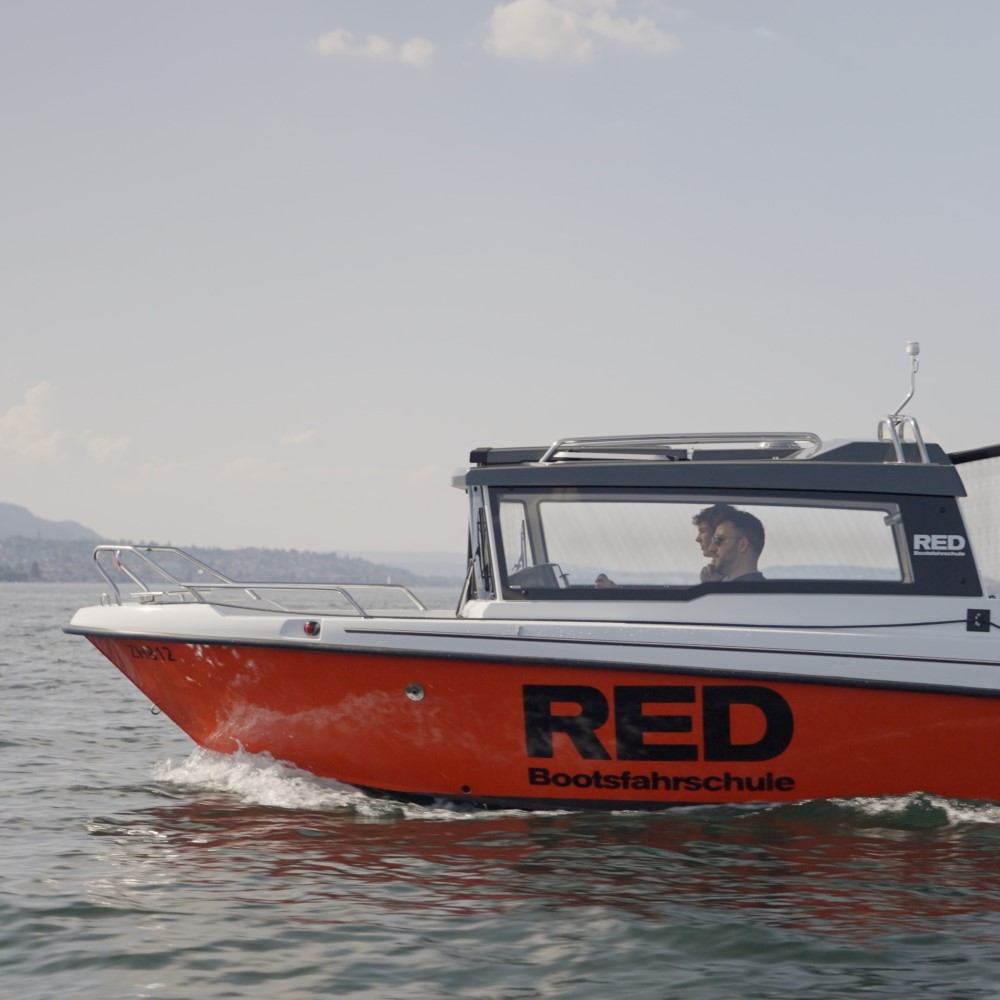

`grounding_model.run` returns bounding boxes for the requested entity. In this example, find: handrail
[94,544,243,605]
[93,545,428,616]
[538,432,822,464]
[877,415,931,464]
